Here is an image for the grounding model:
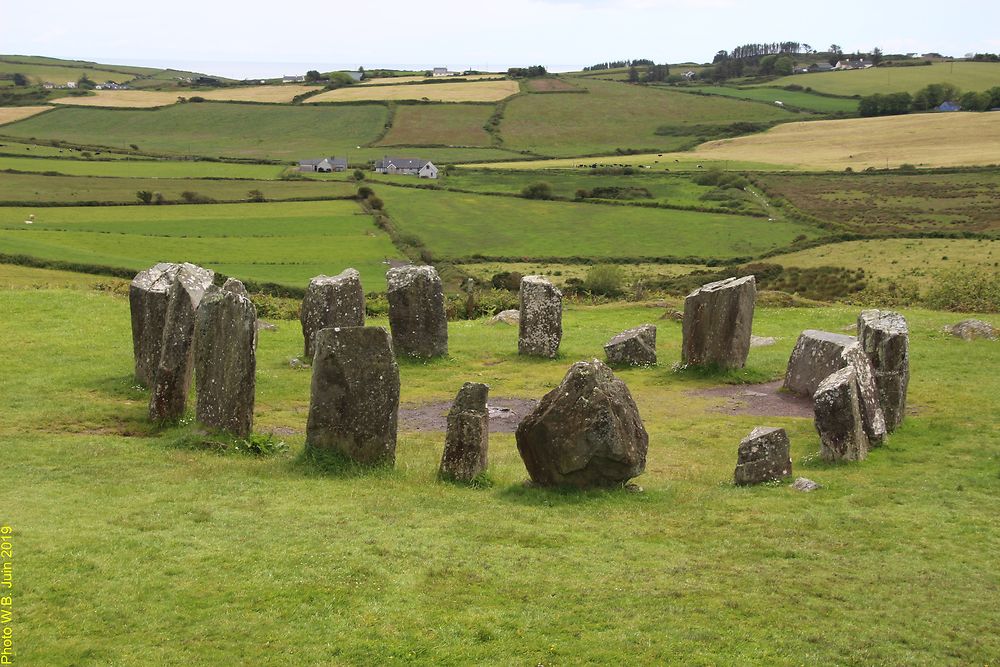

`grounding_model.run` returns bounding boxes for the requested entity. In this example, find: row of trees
[627,63,669,83]
[713,42,809,63]
[860,83,1000,116]
[583,59,653,71]
[507,65,547,78]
